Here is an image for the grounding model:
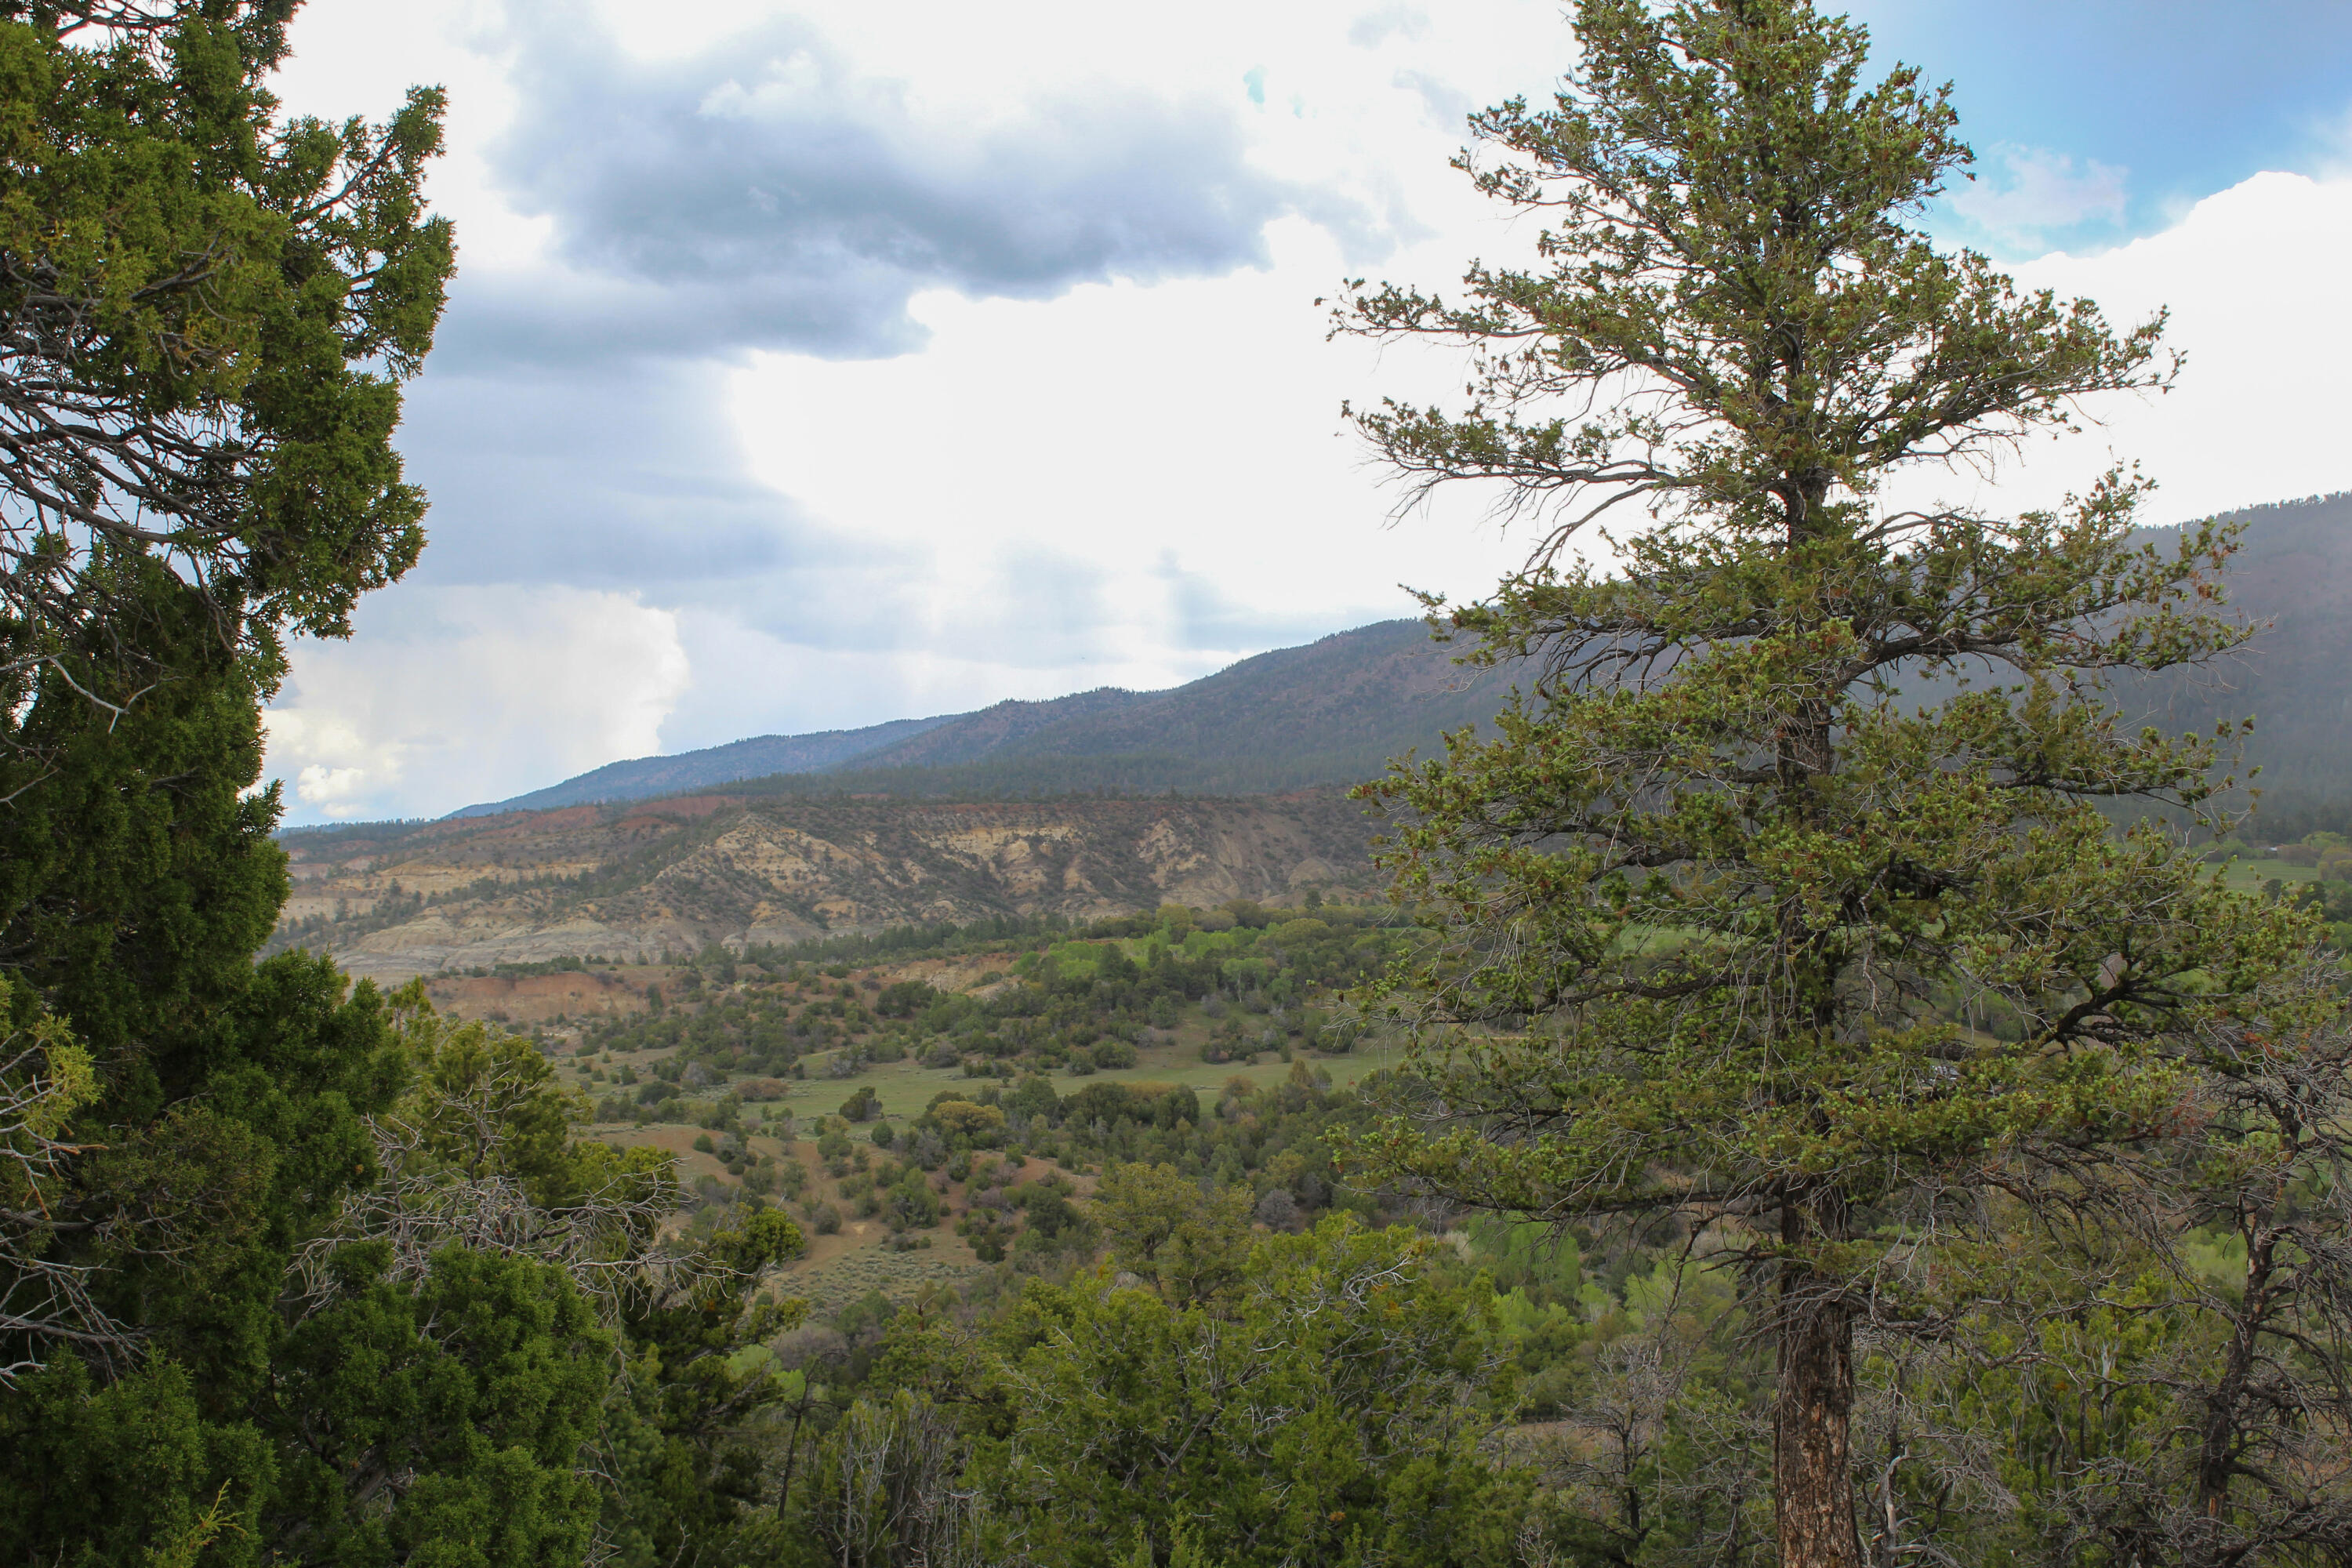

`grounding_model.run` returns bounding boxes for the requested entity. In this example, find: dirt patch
[888,953,1018,994]
[613,794,742,825]
[426,970,646,1024]
[597,1123,731,1185]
